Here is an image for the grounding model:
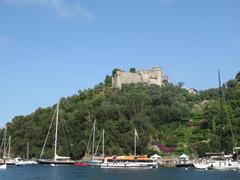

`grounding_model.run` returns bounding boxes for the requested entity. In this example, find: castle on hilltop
[112,67,168,89]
